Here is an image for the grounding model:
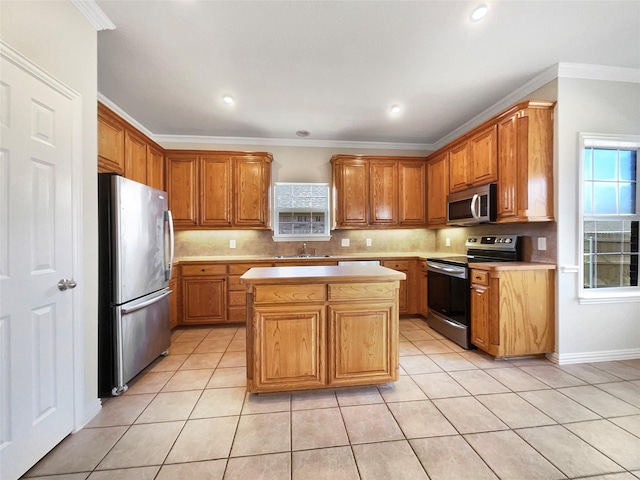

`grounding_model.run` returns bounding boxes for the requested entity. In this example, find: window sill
[271,235,332,243]
[578,289,640,304]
